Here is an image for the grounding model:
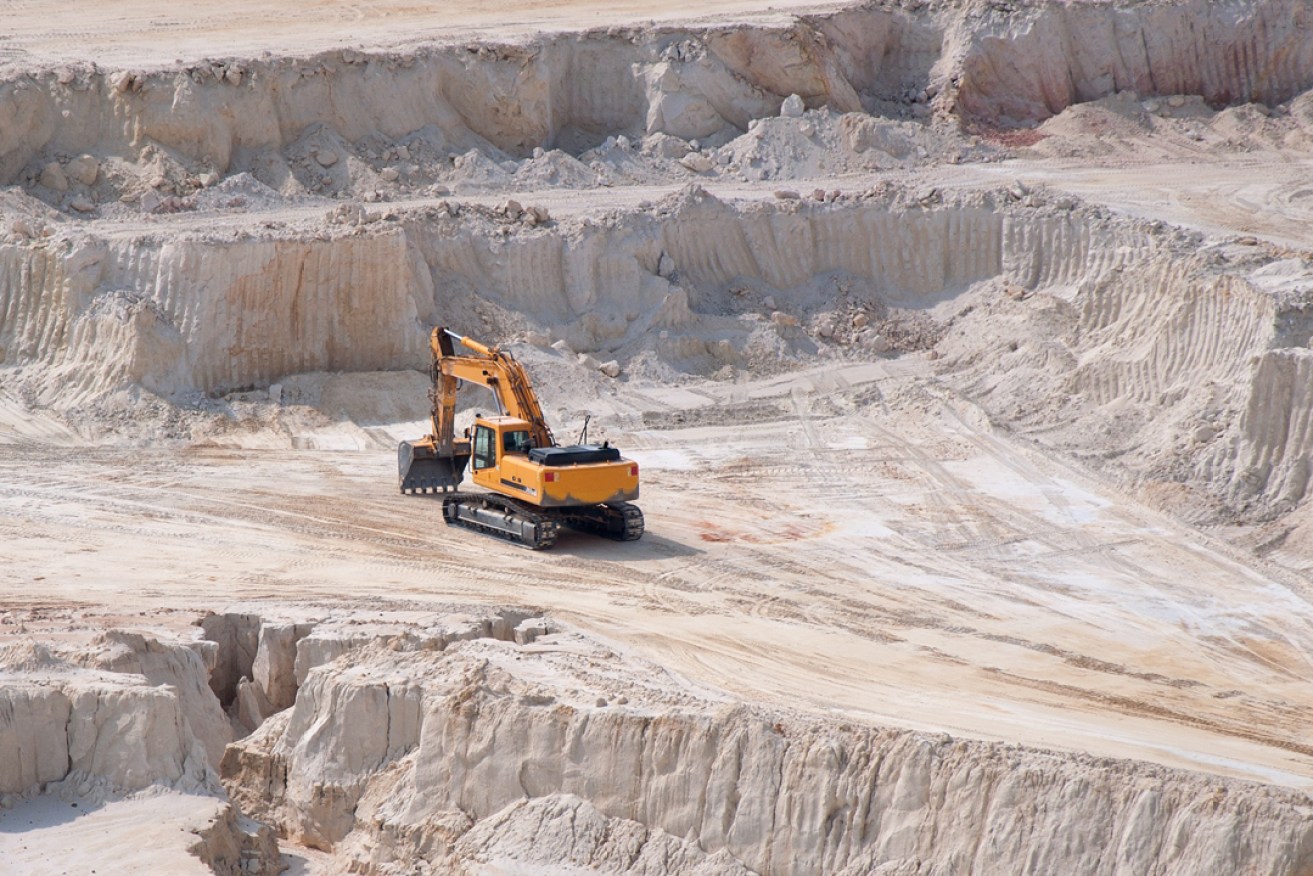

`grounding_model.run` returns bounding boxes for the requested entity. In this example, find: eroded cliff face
[4,603,1313,874]
[4,0,1310,193]
[221,628,1313,876]
[948,0,1313,125]
[0,632,281,874]
[6,183,1310,527]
